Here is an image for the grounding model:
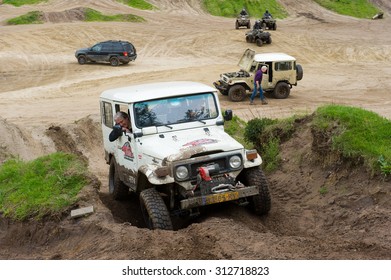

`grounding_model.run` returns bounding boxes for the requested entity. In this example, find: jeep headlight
[175,166,189,180]
[229,155,242,169]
